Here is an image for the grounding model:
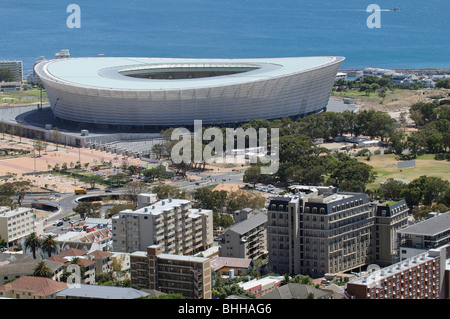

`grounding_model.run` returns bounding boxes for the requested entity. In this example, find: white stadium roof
[42,56,341,90]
